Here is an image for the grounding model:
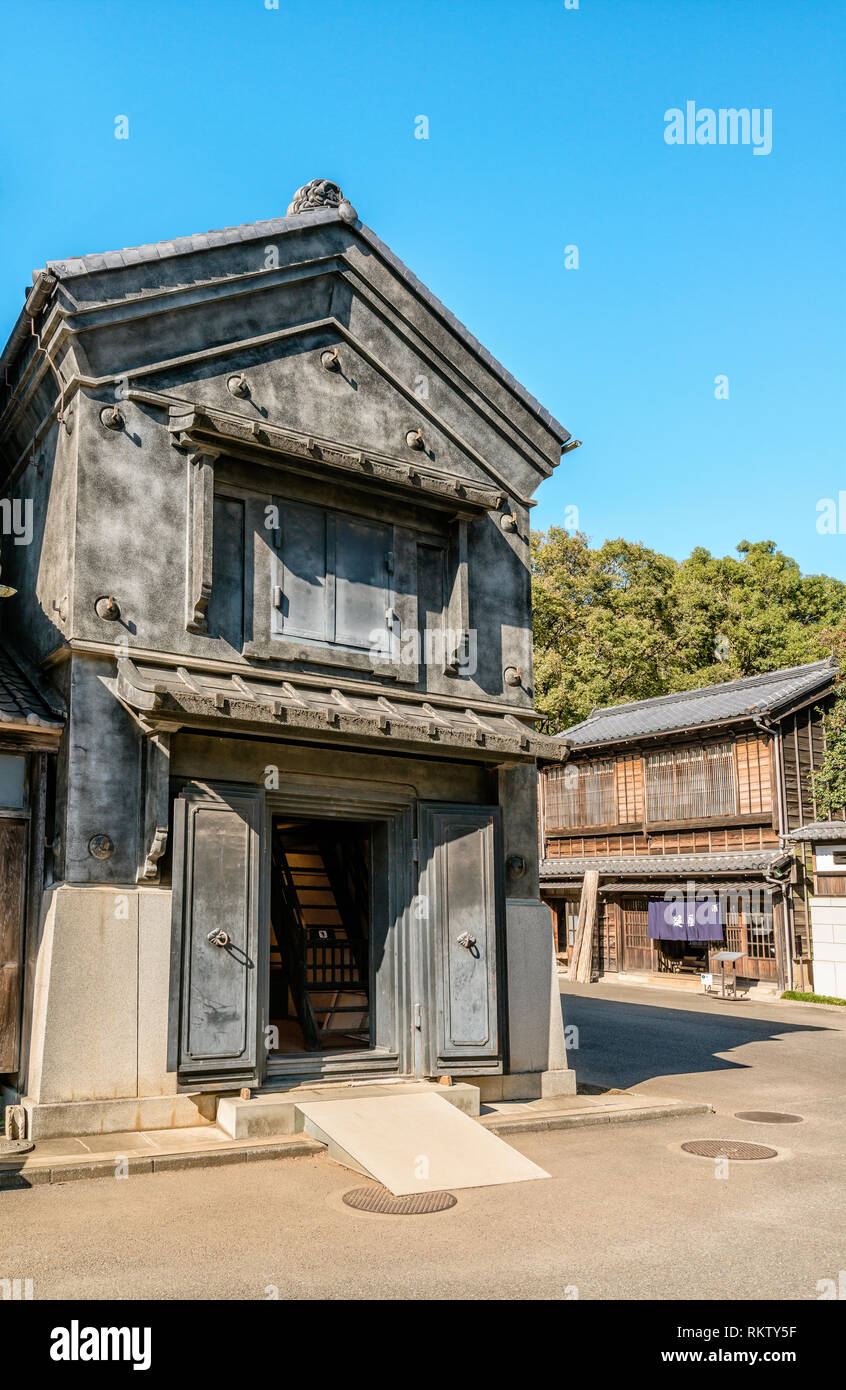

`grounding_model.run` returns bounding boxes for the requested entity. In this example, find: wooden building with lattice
[539,661,841,995]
